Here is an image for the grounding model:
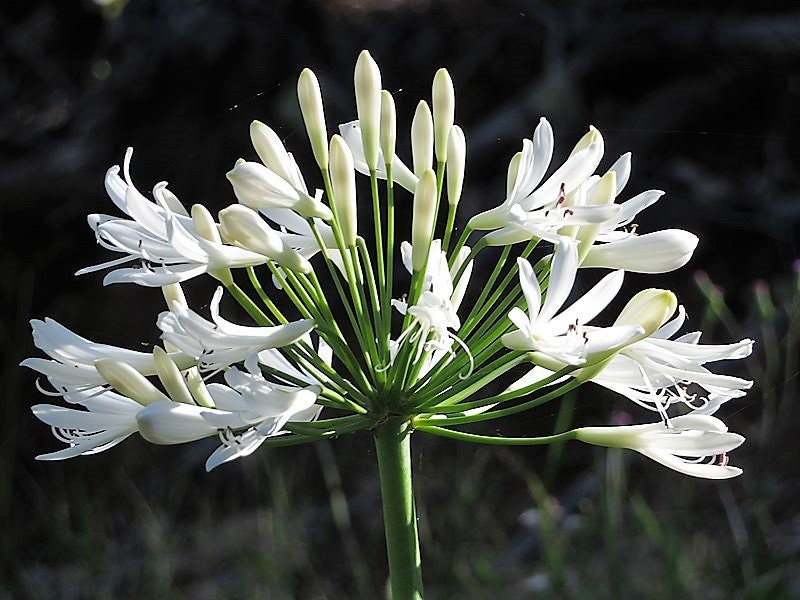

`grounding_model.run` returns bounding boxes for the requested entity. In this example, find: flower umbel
[24,50,754,600]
